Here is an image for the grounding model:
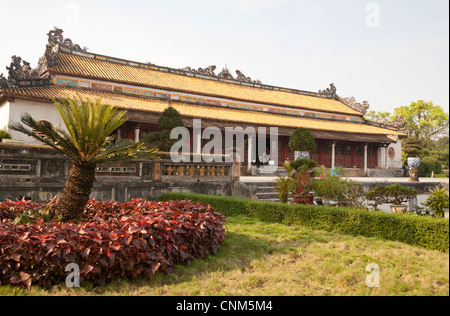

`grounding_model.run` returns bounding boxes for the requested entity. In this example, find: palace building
[0,28,407,176]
